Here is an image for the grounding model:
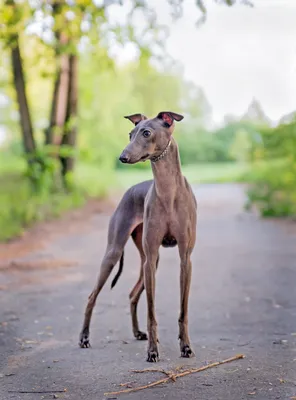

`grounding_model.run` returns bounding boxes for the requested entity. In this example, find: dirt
[0,183,296,400]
